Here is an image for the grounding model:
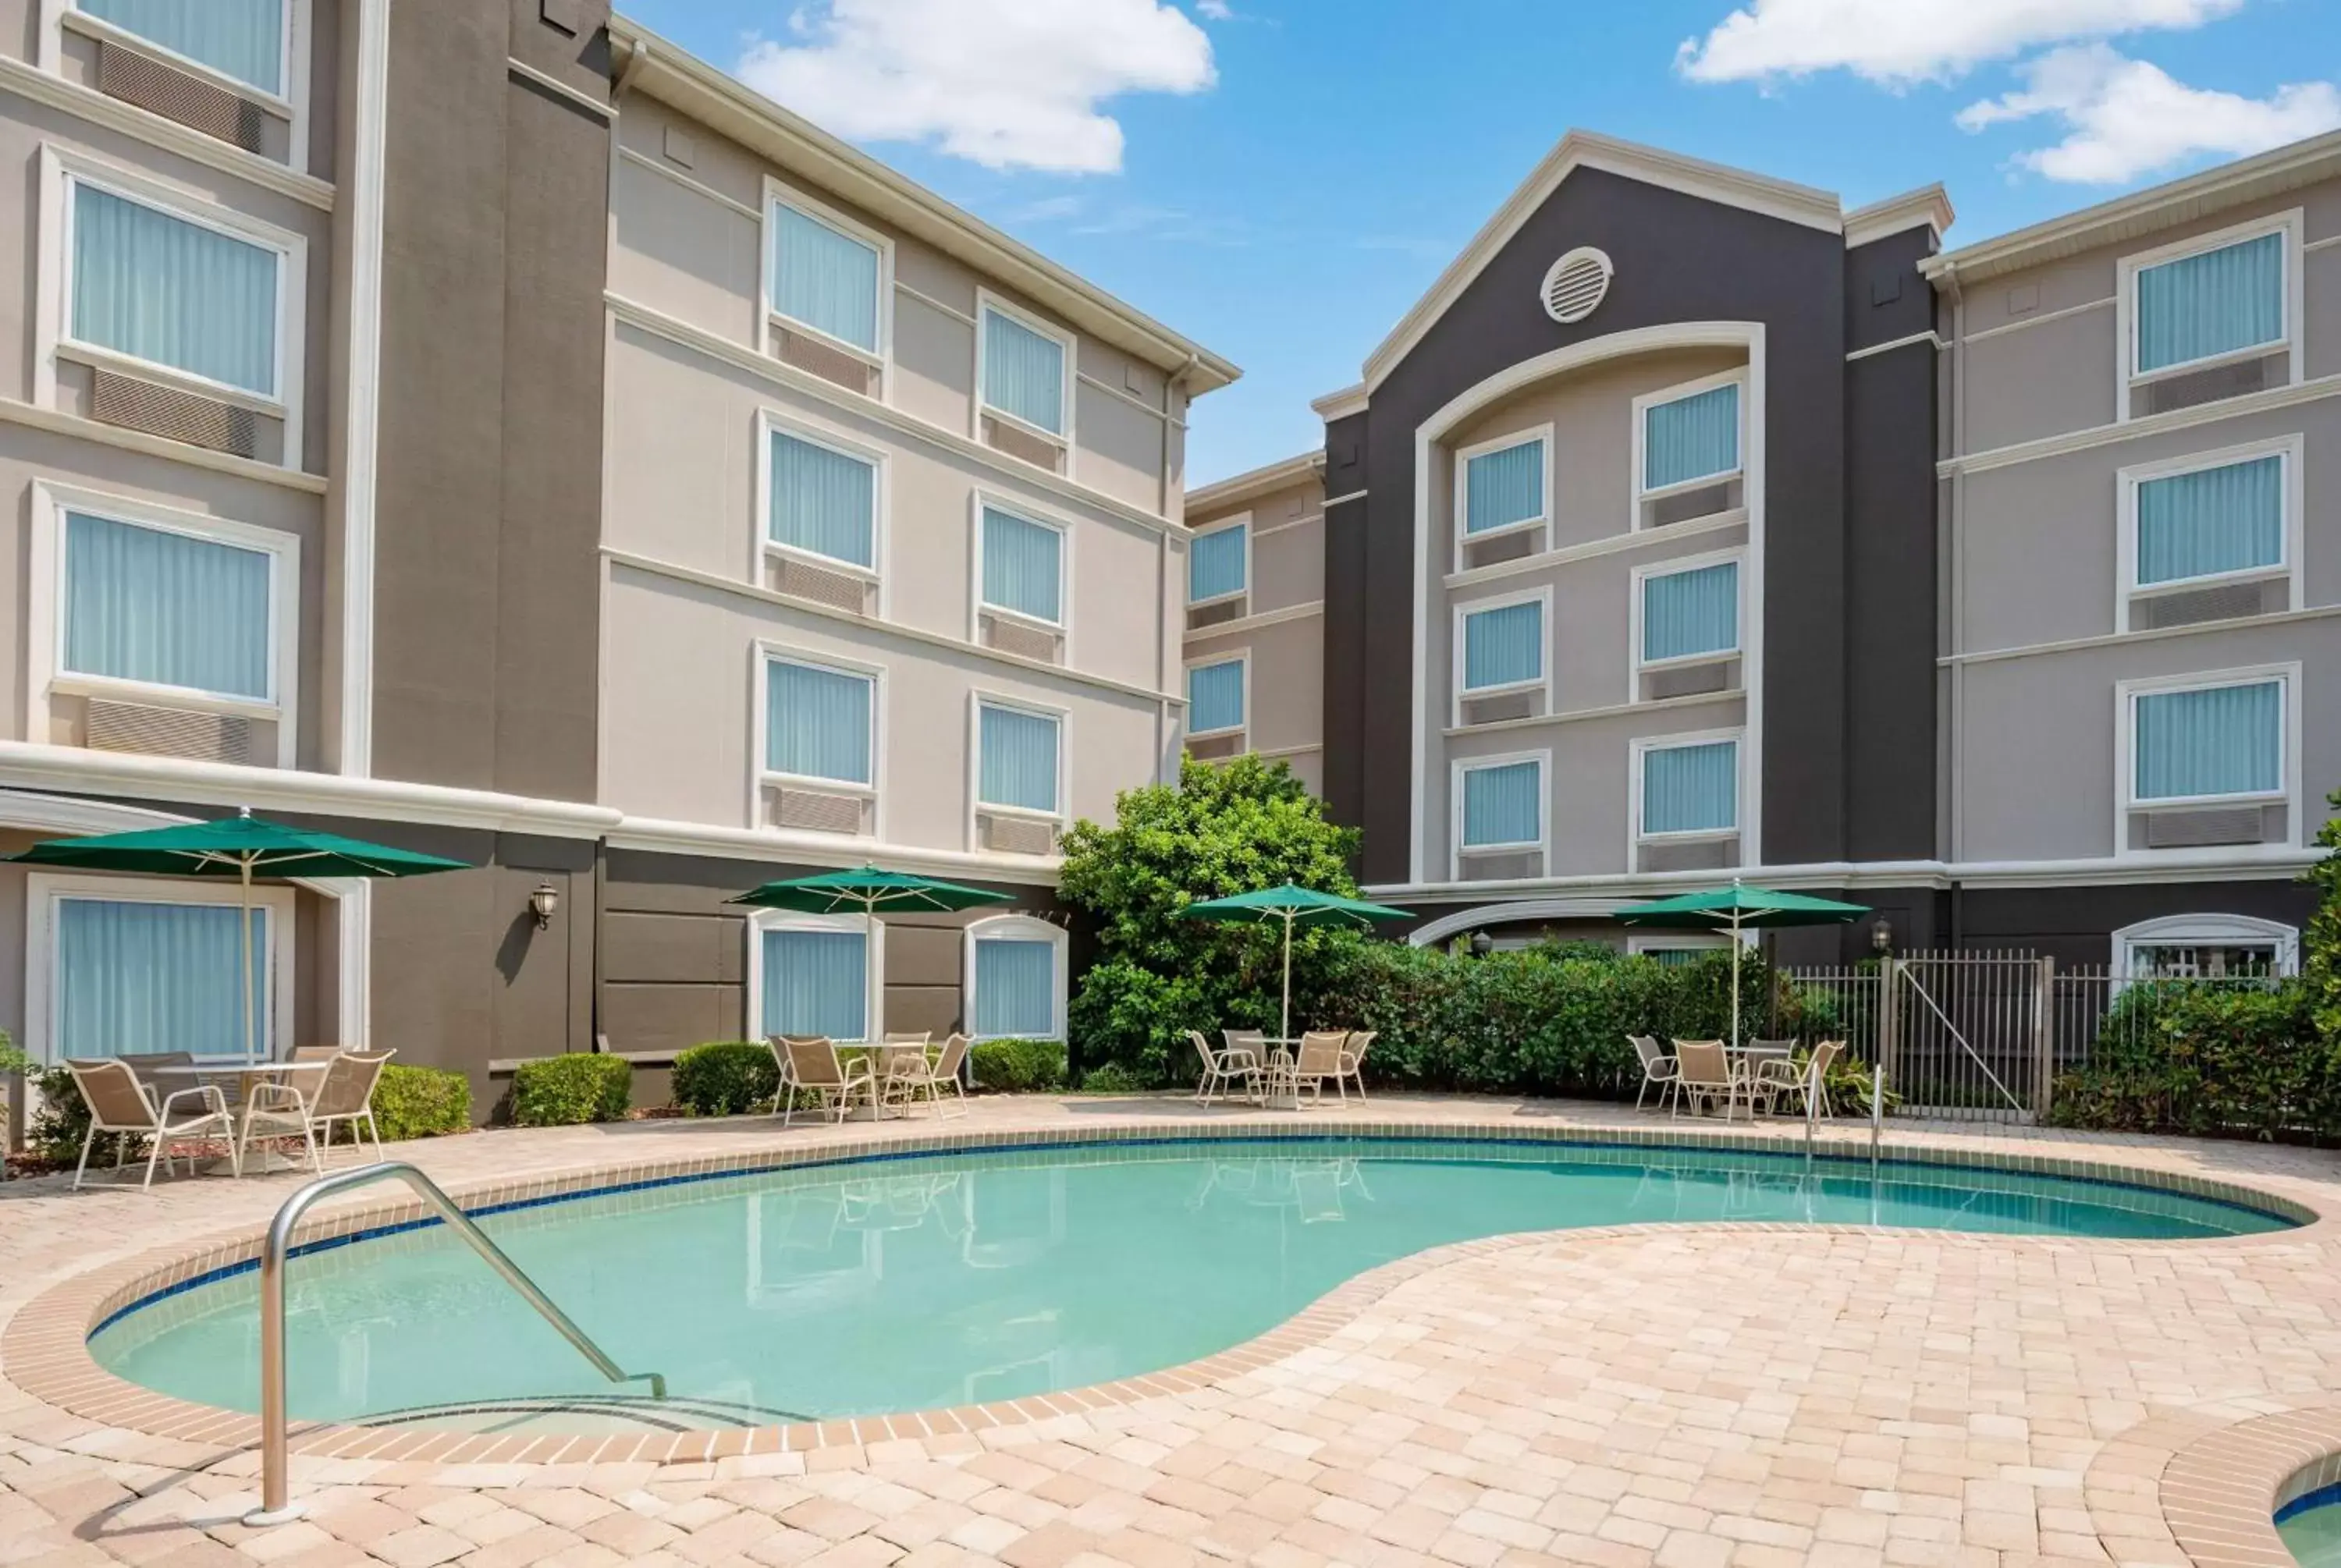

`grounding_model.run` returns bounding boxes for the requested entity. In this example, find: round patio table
[146,1062,329,1175]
